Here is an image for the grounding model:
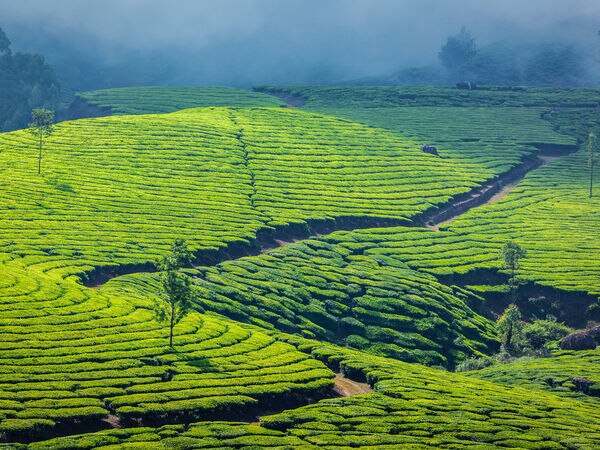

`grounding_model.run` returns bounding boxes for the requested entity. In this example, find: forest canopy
[0,26,60,131]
